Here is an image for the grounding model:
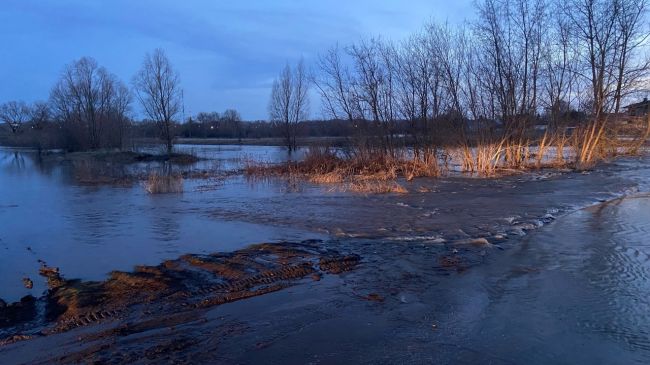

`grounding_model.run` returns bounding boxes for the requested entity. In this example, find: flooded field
[0,146,314,302]
[1,145,650,364]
